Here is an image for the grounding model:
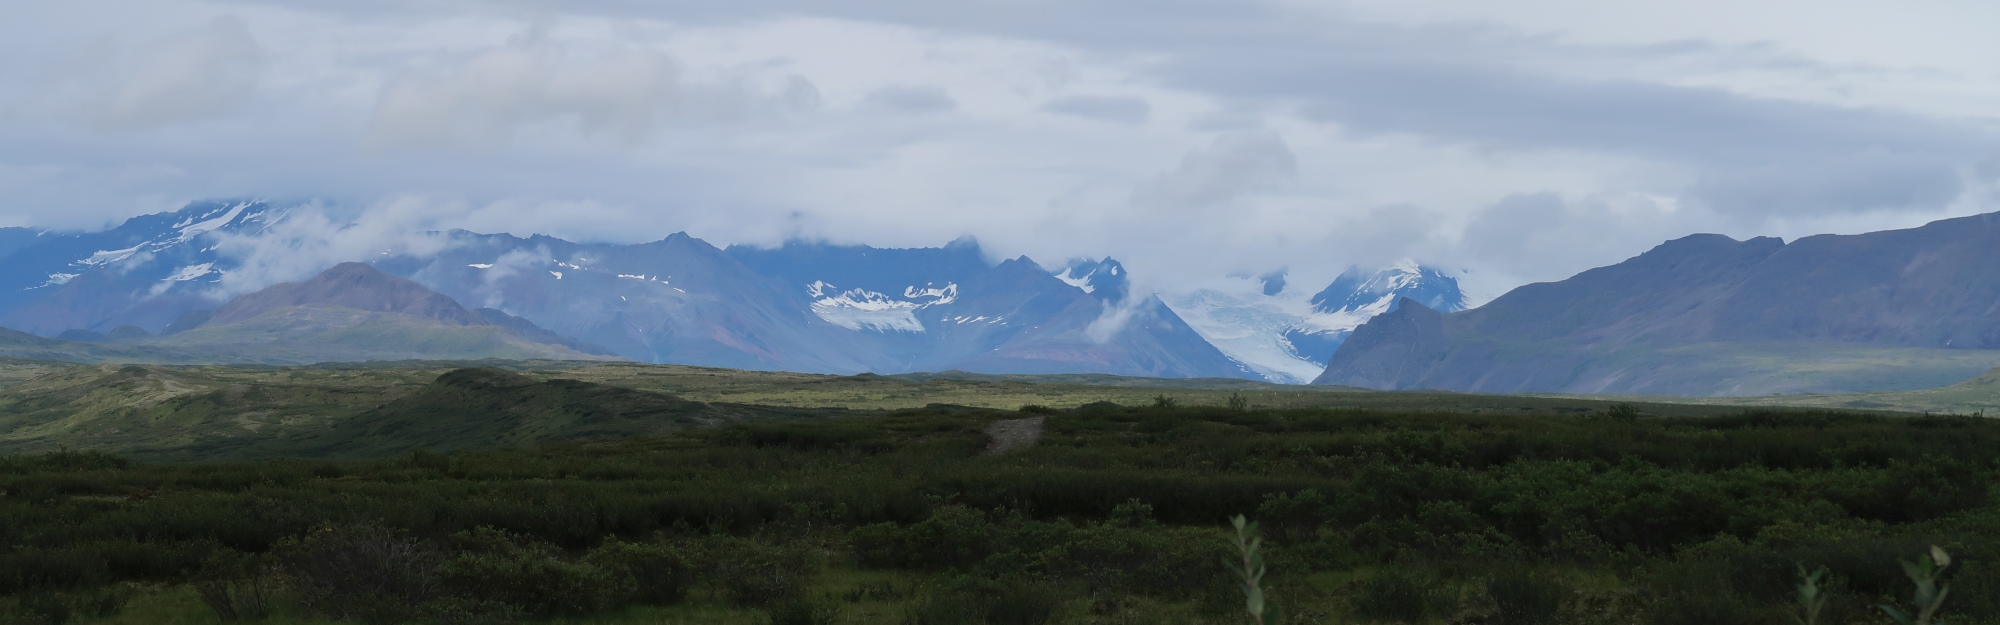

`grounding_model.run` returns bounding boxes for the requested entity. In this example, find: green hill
[0,363,829,461]
[141,305,610,364]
